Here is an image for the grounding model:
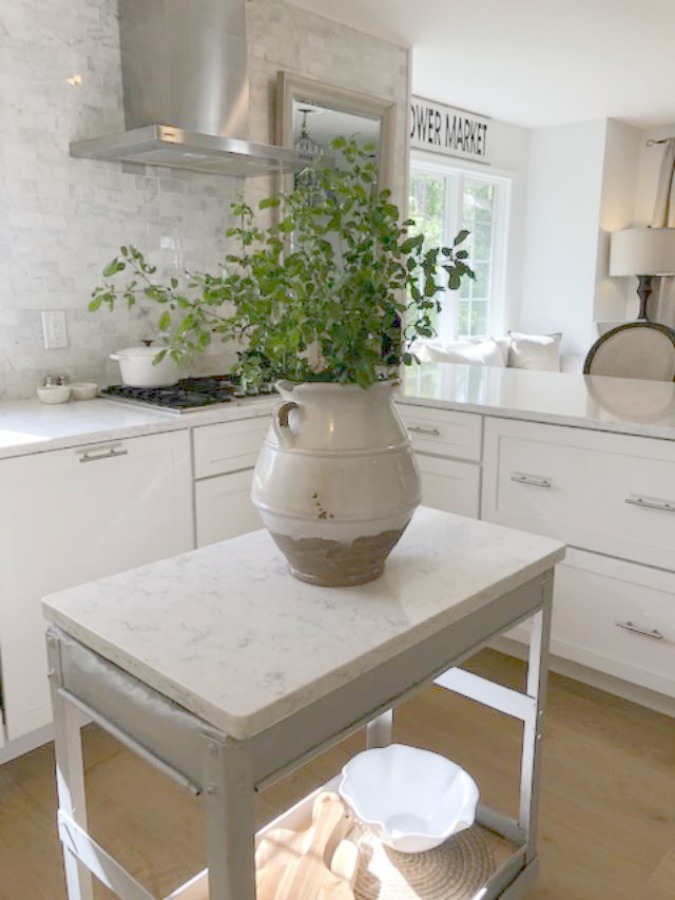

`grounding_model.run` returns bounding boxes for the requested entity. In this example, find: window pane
[457,301,470,335]
[407,173,446,336]
[464,180,494,224]
[408,173,445,246]
[473,223,493,261]
[470,301,487,336]
[470,263,490,299]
